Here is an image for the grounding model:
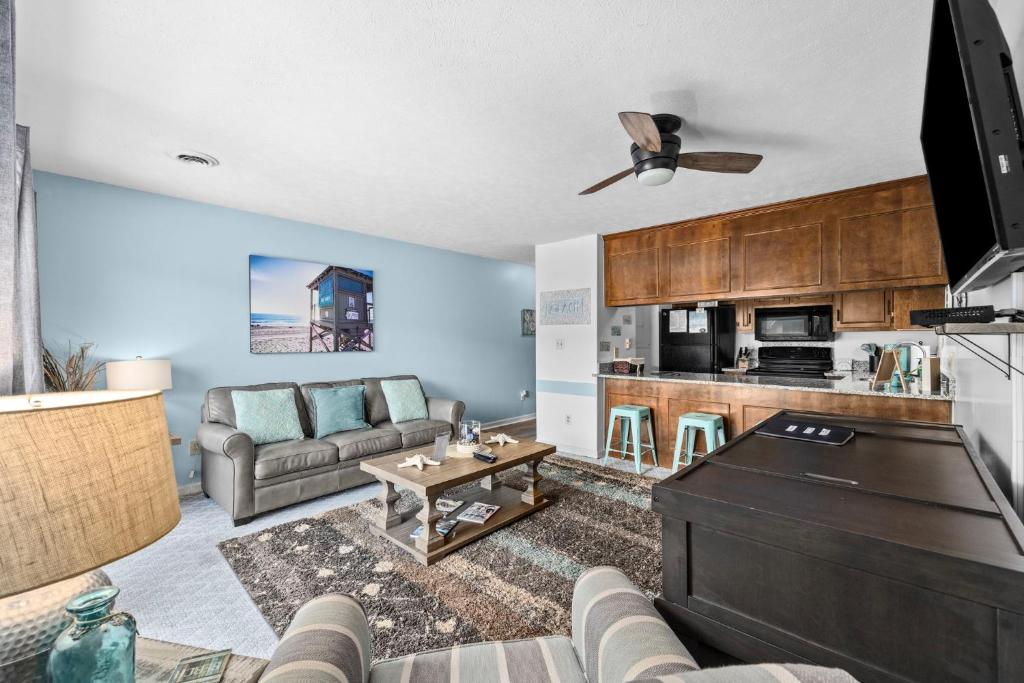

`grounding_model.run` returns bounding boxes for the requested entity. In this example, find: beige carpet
[219,455,661,661]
